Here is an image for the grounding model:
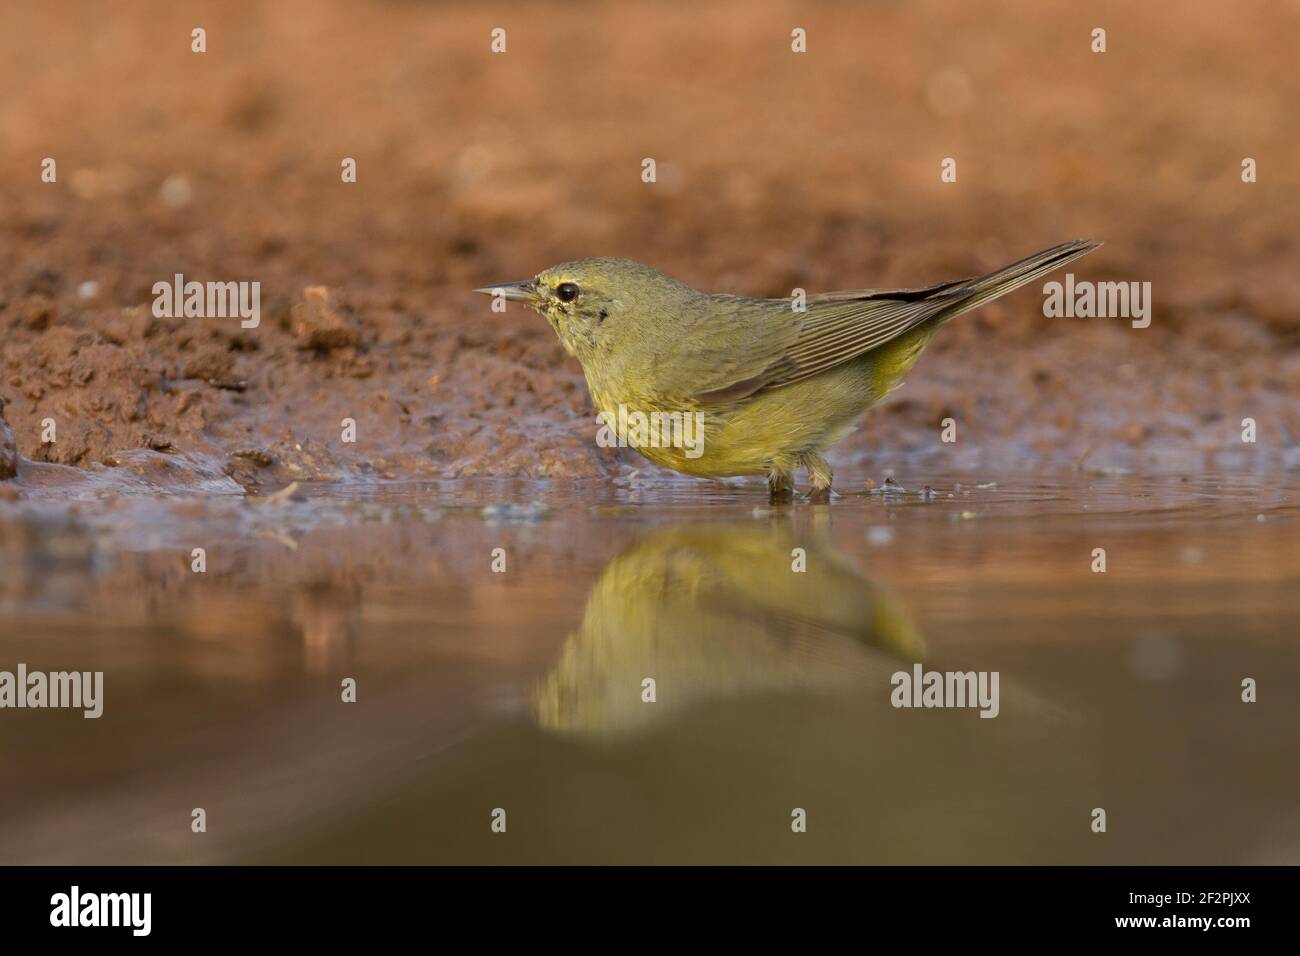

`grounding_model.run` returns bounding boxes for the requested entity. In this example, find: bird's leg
[804,453,834,503]
[767,468,795,504]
